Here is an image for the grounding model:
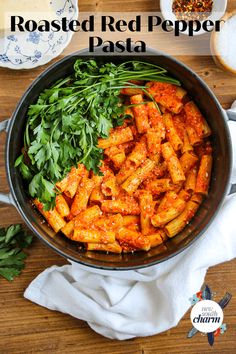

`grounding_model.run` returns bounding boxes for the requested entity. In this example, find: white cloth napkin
[24,106,236,340]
